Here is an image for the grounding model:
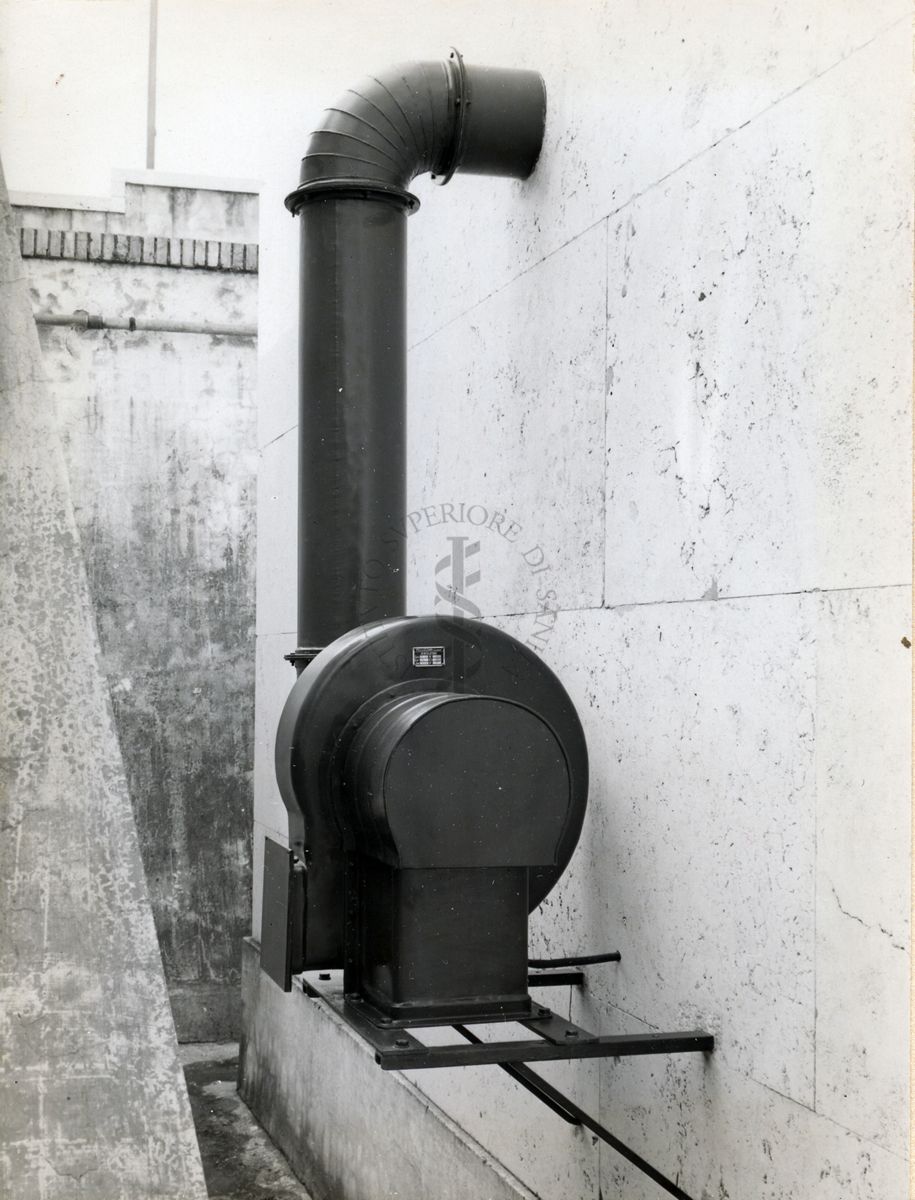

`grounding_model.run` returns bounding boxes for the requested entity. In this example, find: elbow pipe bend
[285,49,546,213]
